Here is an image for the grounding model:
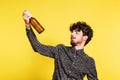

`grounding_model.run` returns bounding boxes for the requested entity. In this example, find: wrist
[26,23,31,29]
